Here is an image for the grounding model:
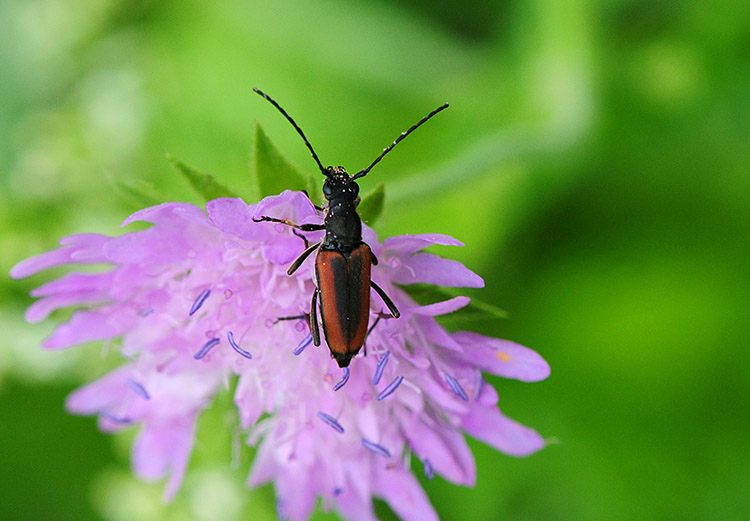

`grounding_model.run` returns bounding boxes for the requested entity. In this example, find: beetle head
[322,166,359,203]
